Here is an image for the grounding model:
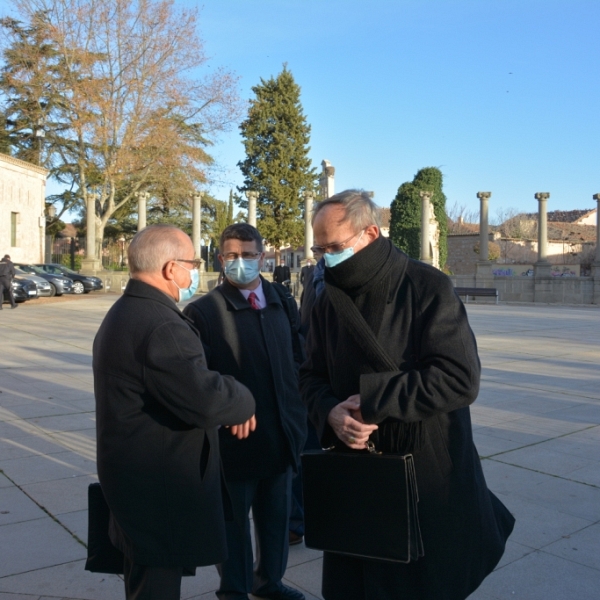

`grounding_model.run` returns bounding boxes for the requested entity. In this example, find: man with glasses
[184,223,307,600]
[94,225,256,599]
[300,190,514,600]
